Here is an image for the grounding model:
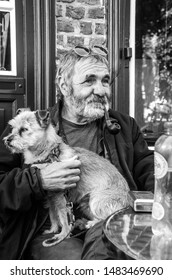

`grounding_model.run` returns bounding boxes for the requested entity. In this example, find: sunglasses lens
[92,45,108,56]
[74,45,108,58]
[74,46,90,57]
